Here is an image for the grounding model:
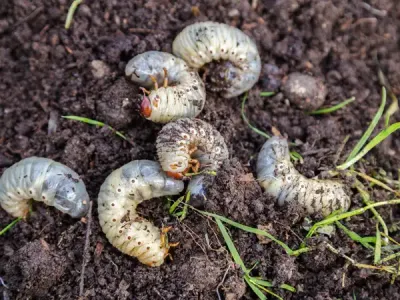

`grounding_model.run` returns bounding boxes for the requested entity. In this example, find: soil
[1,0,400,299]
